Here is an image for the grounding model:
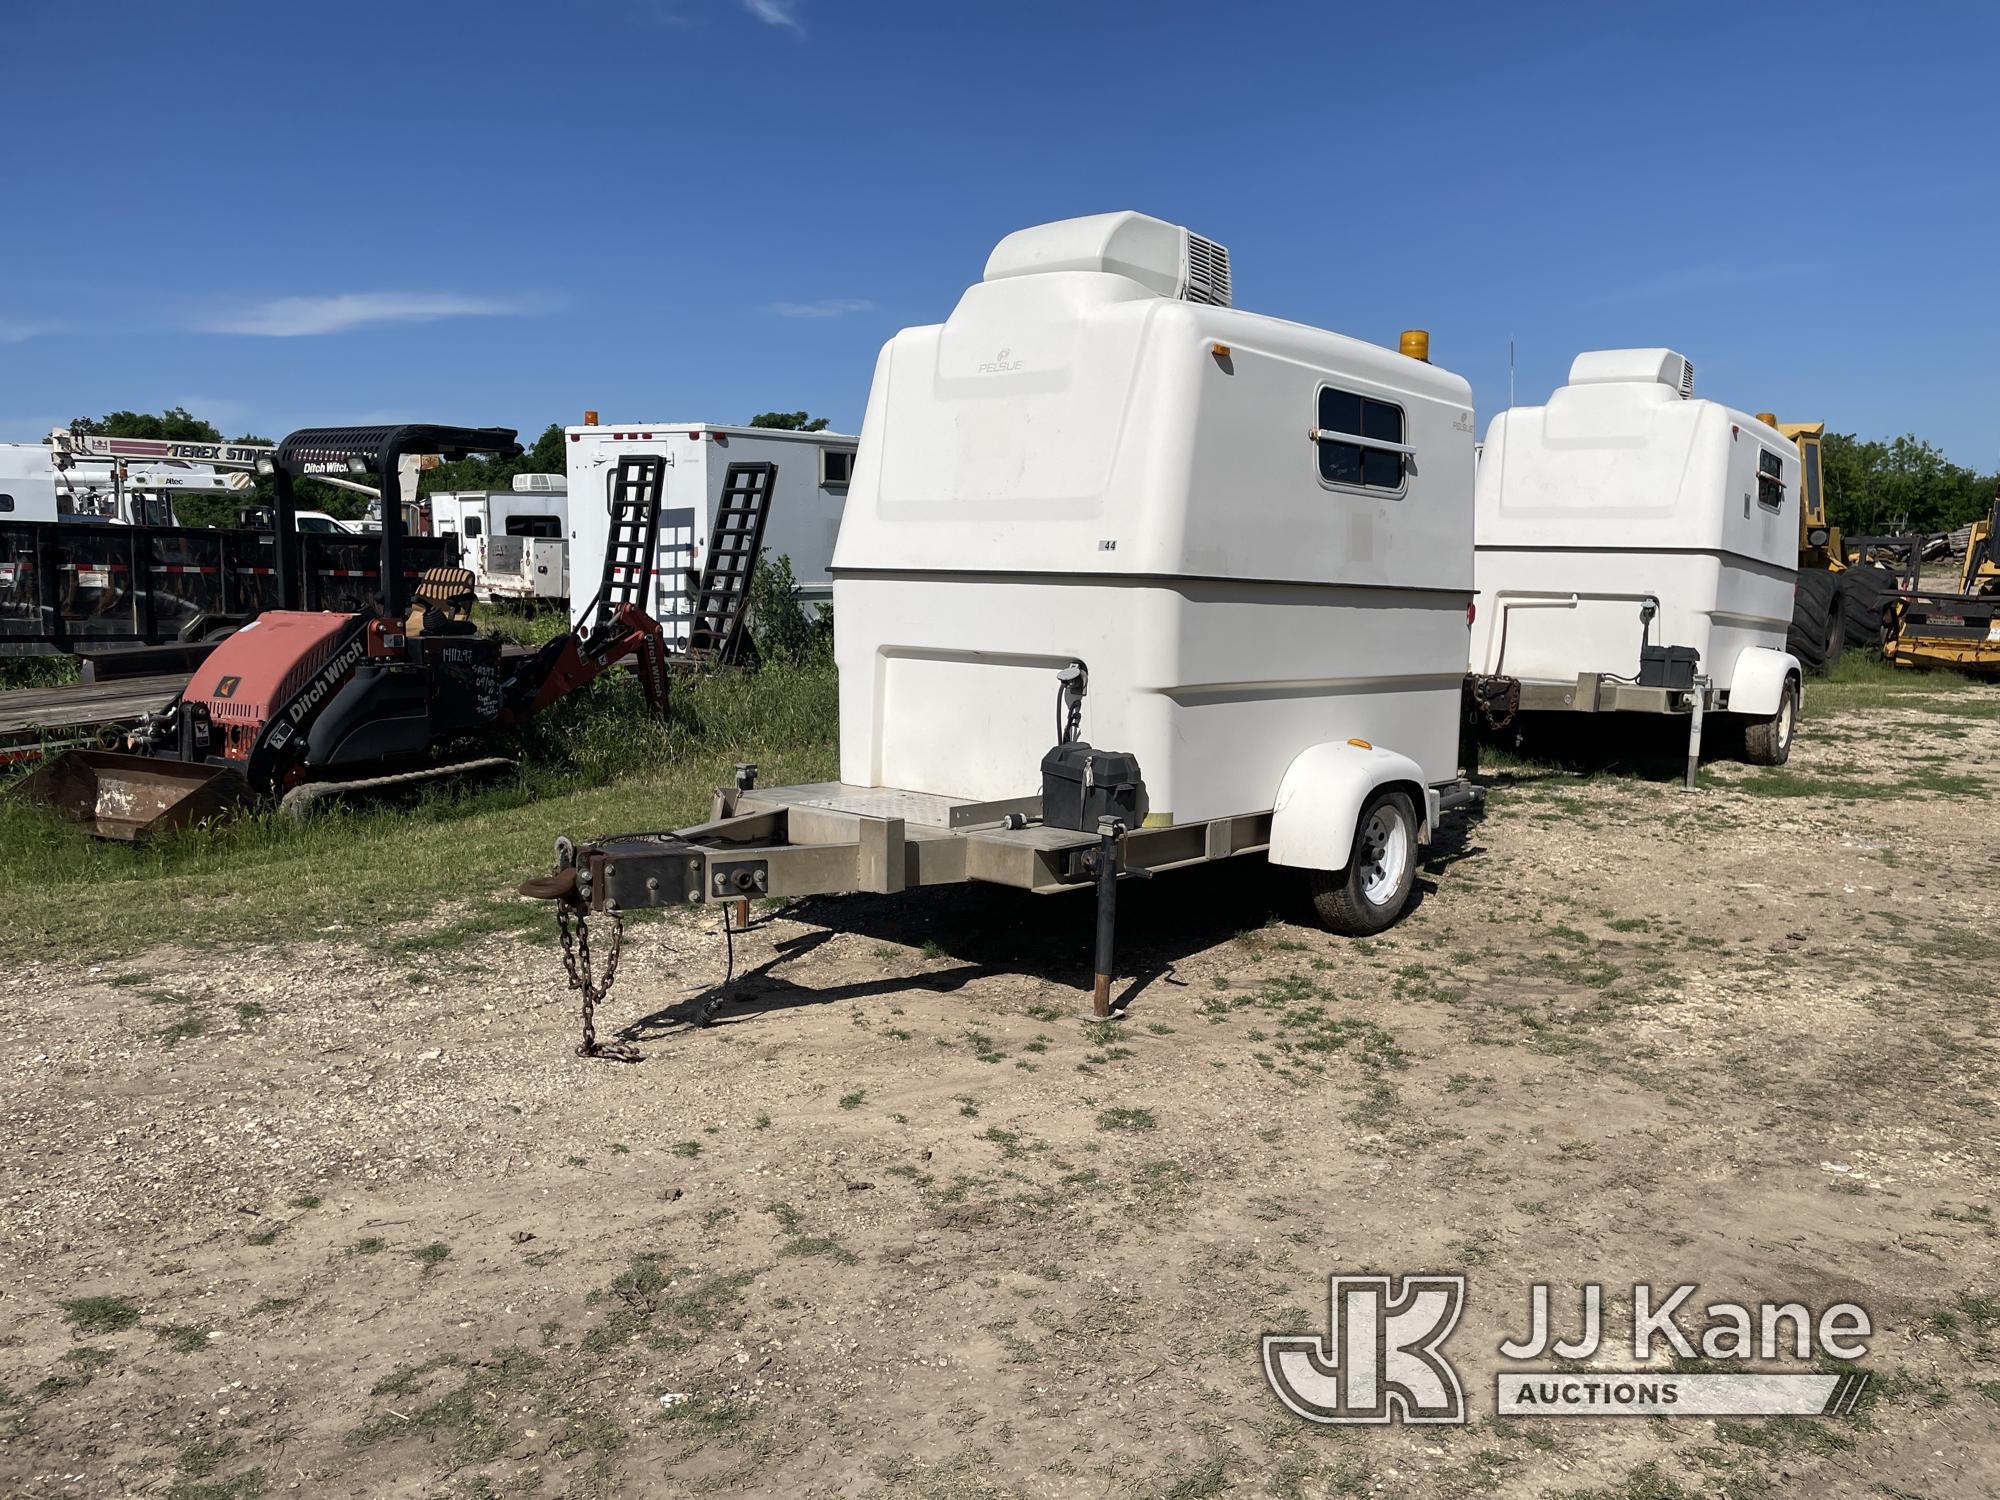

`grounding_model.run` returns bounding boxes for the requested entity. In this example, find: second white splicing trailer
[521,211,1492,1022]
[1470,349,1804,778]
